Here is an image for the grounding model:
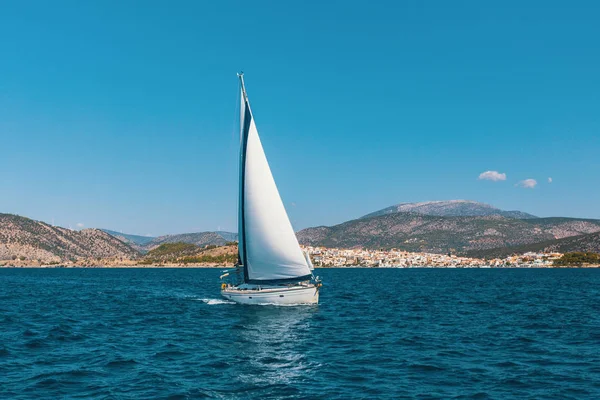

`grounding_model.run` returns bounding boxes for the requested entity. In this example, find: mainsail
[237,74,312,282]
